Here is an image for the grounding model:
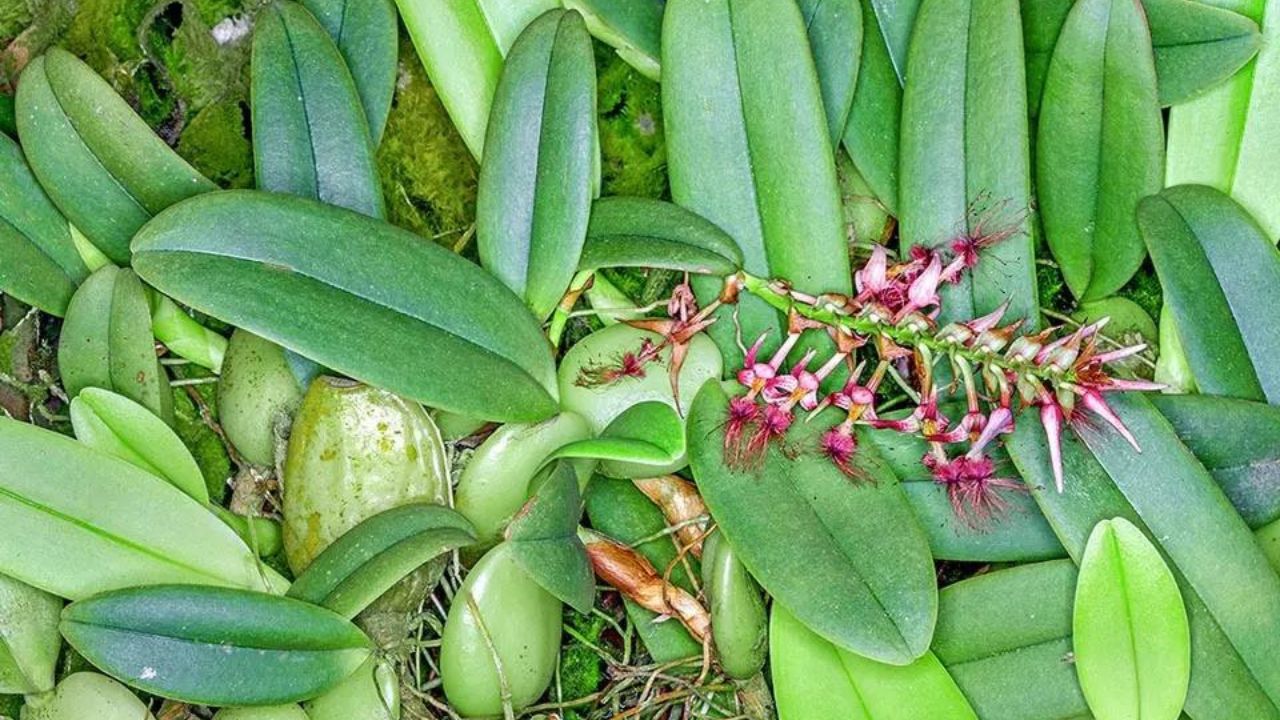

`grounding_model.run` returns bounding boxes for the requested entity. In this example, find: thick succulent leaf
[772,603,977,720]
[14,49,215,263]
[58,266,173,423]
[933,560,1090,720]
[477,9,598,320]
[1151,394,1280,527]
[701,532,767,680]
[298,0,398,144]
[0,574,62,694]
[551,401,685,477]
[1007,393,1280,718]
[0,134,86,315]
[1147,0,1262,105]
[131,191,558,423]
[61,585,371,706]
[563,0,663,79]
[504,463,595,613]
[798,0,862,141]
[868,0,919,82]
[287,504,476,619]
[842,0,902,214]
[394,0,558,158]
[1022,0,1074,116]
[663,0,851,368]
[901,0,1038,327]
[687,382,936,664]
[901,481,1064,562]
[1036,0,1164,300]
[1074,517,1191,720]
[1139,185,1280,403]
[251,1,384,219]
[1166,0,1280,241]
[0,419,281,600]
[579,197,742,275]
